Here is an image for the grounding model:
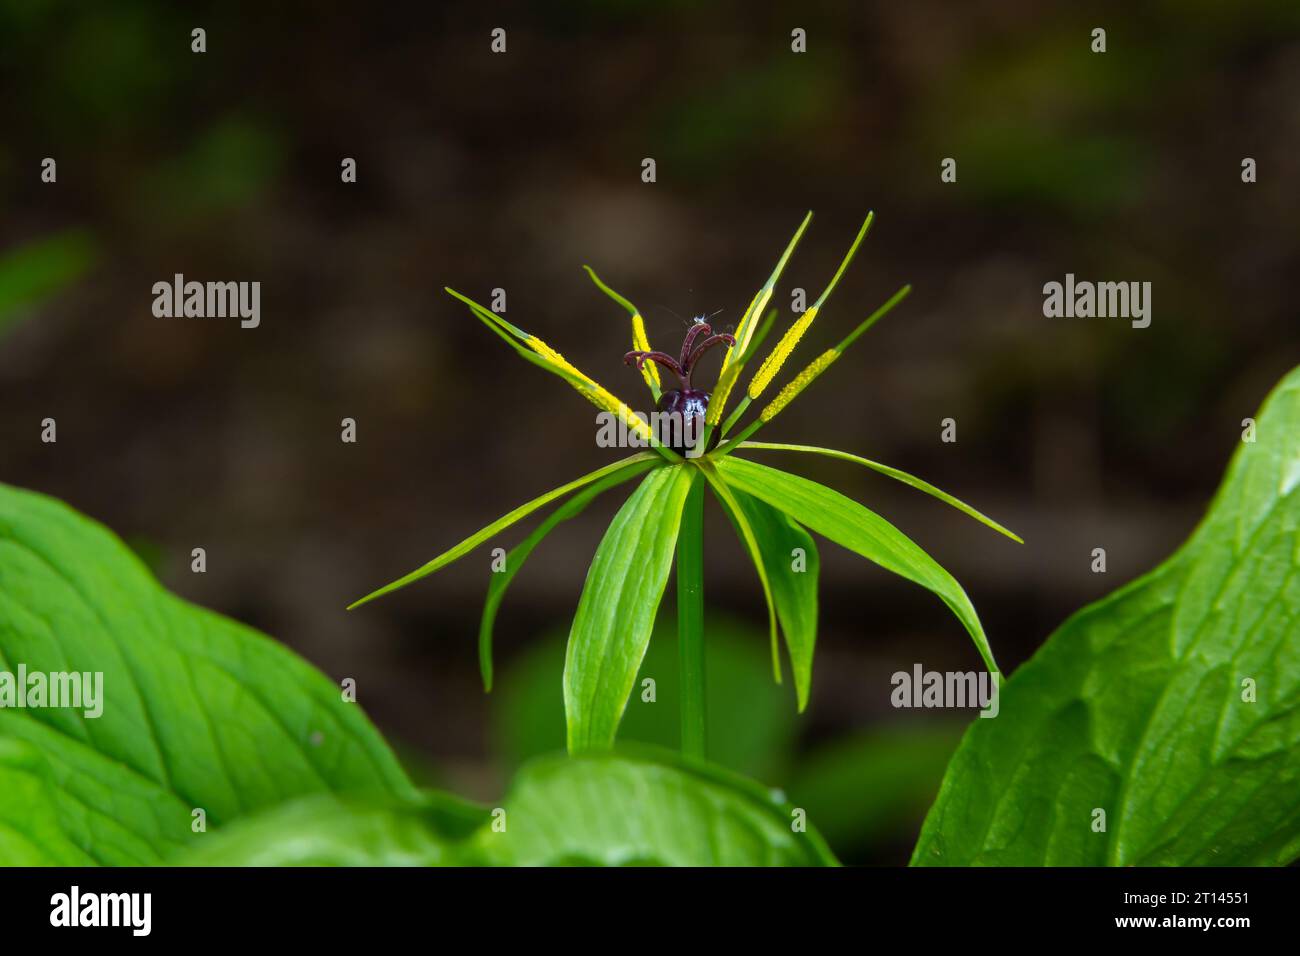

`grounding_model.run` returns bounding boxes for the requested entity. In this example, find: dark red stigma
[624,319,735,391]
[625,319,733,453]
